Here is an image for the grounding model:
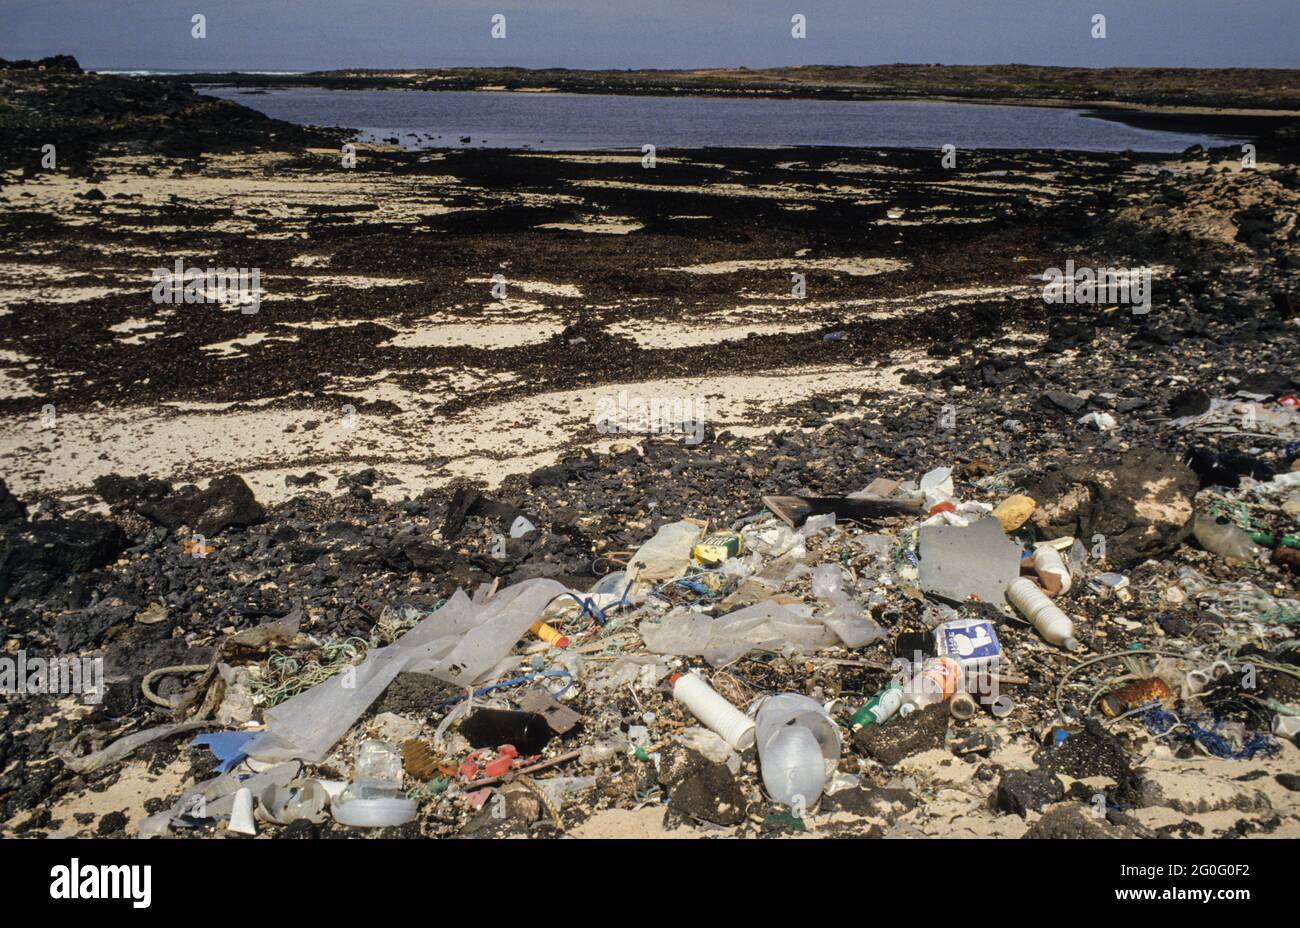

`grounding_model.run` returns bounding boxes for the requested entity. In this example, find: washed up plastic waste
[243,578,574,763]
[460,708,553,754]
[59,718,214,774]
[333,739,417,828]
[626,520,706,589]
[259,778,330,825]
[191,731,257,774]
[850,681,903,730]
[898,656,962,717]
[810,563,886,647]
[934,617,1001,674]
[1031,544,1073,596]
[991,494,1036,532]
[640,601,840,667]
[918,516,1022,605]
[1193,512,1263,561]
[228,787,257,835]
[1006,577,1081,650]
[671,672,756,750]
[753,694,841,807]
